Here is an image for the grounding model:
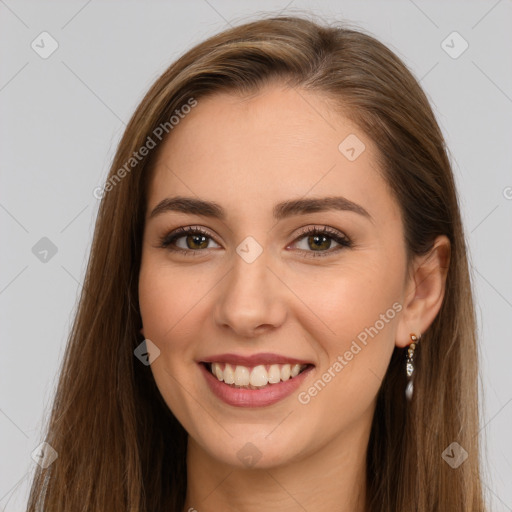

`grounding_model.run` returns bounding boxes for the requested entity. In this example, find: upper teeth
[210,363,307,387]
